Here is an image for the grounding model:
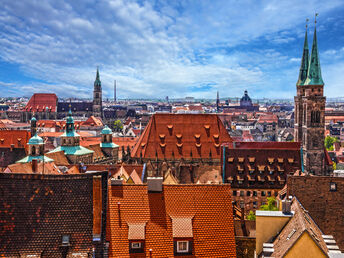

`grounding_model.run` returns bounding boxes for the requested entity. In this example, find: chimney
[282,198,292,214]
[32,159,38,173]
[147,177,163,192]
[111,177,123,186]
